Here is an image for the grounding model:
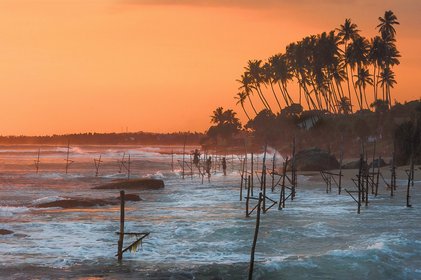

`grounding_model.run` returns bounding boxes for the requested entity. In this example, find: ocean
[0,145,420,279]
